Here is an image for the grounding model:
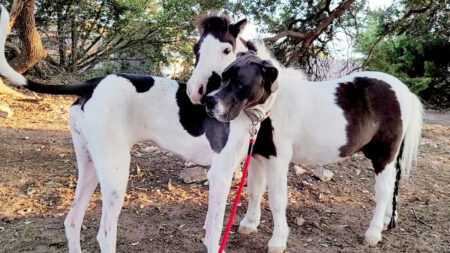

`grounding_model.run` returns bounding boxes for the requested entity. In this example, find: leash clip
[250,121,258,138]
